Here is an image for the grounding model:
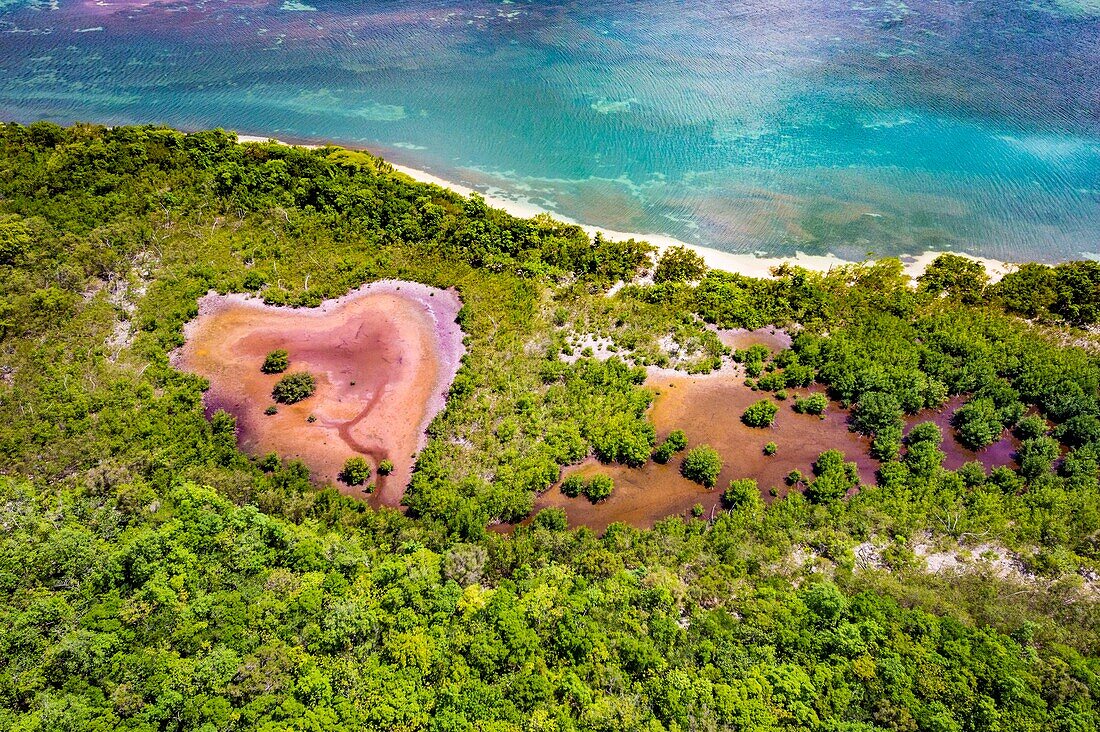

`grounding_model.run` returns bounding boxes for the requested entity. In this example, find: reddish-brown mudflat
[534,372,878,532]
[535,371,1022,532]
[173,281,464,507]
